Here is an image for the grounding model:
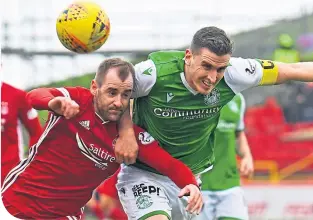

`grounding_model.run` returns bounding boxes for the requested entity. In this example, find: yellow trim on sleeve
[259,60,279,85]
